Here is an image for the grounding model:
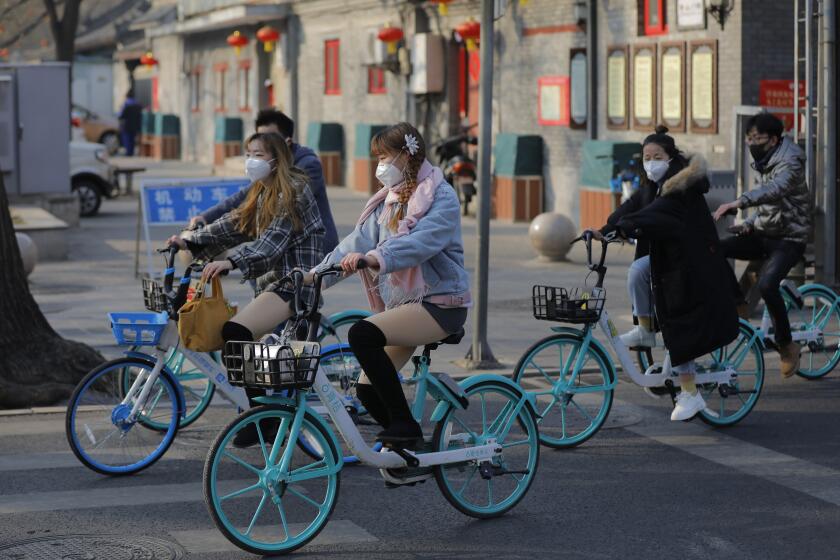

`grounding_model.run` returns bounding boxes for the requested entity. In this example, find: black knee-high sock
[355,384,391,428]
[222,321,261,407]
[348,321,416,426]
